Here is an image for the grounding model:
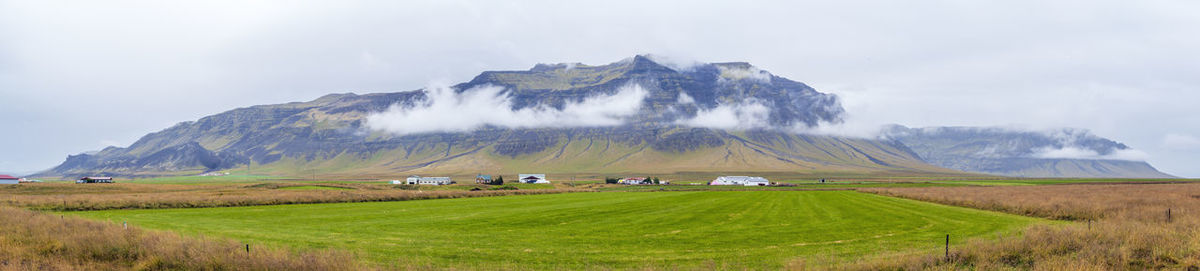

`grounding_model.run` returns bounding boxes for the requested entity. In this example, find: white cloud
[1032,146,1149,161]
[795,119,887,139]
[717,66,771,83]
[1163,133,1200,150]
[365,84,648,135]
[676,92,695,104]
[675,101,770,130]
[643,54,703,72]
